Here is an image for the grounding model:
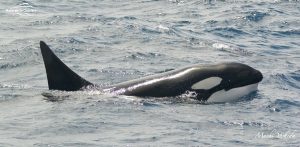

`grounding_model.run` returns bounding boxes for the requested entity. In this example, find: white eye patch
[191,77,222,90]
